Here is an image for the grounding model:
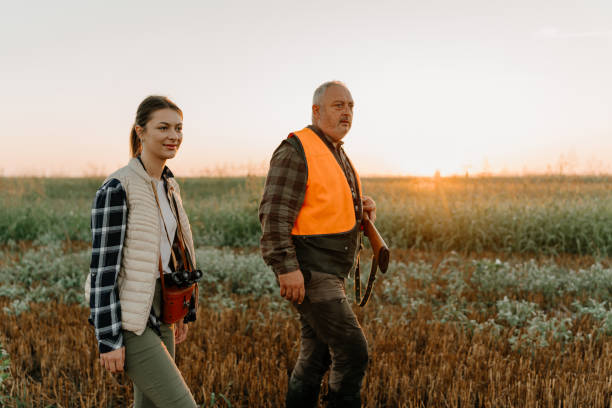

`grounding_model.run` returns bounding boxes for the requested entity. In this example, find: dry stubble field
[0,176,611,407]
